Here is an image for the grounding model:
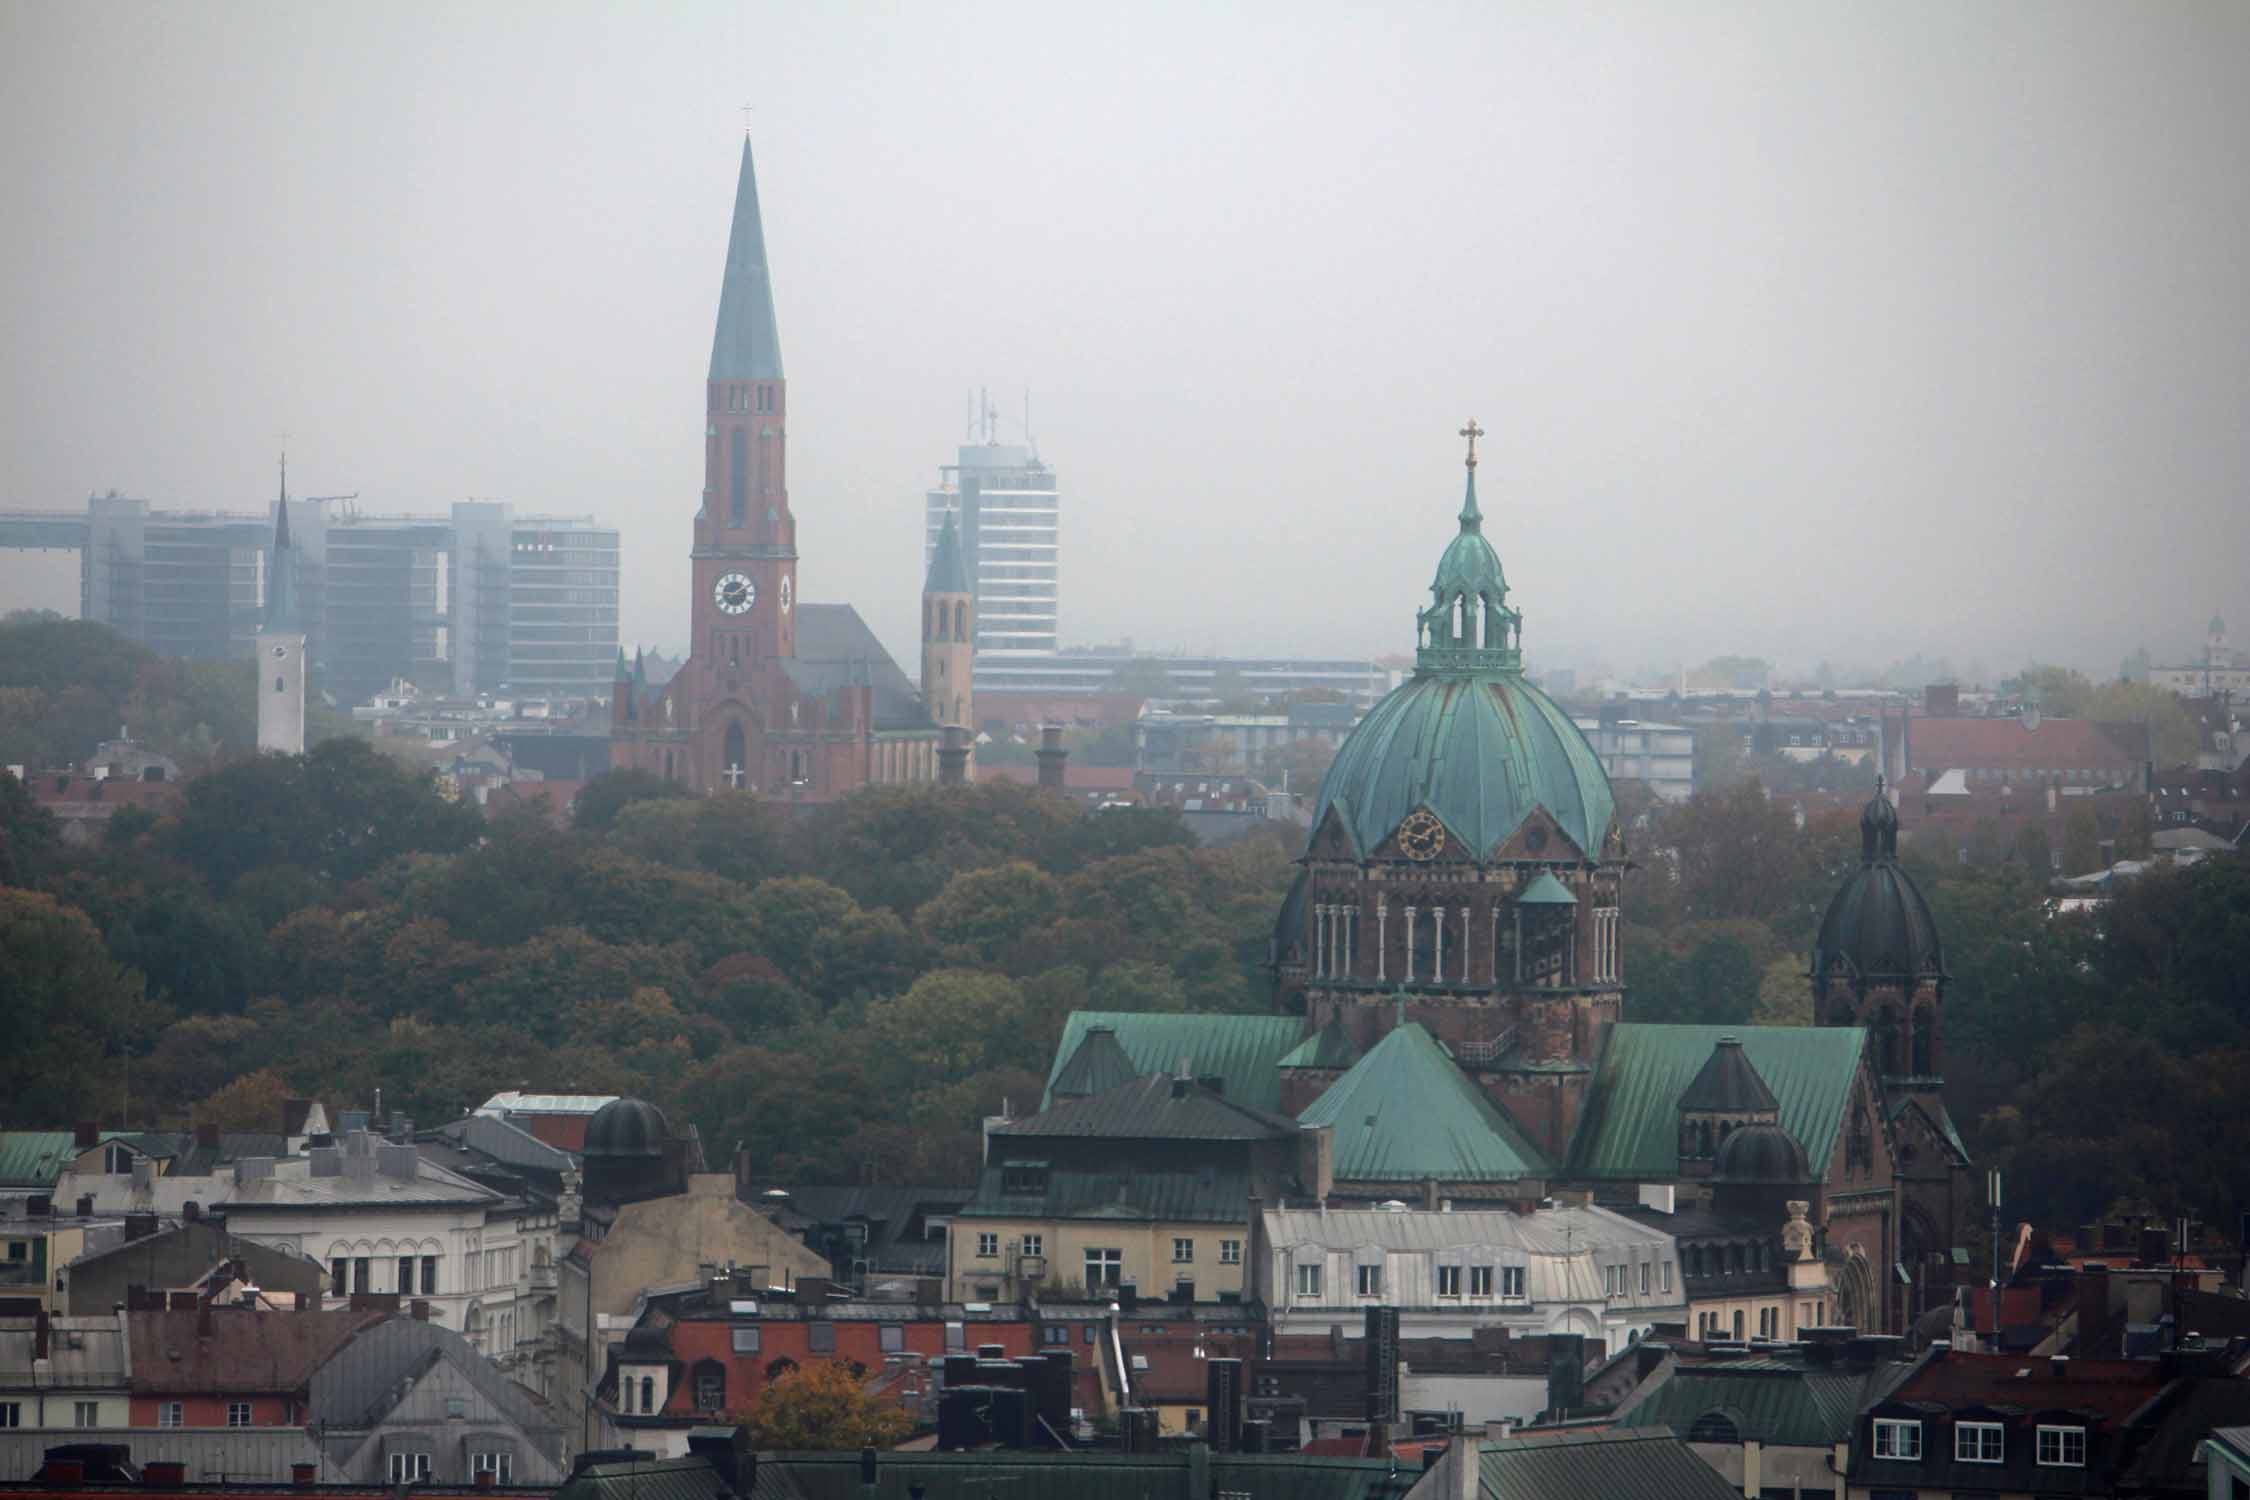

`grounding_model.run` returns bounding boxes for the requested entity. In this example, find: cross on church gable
[724,762,746,789]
